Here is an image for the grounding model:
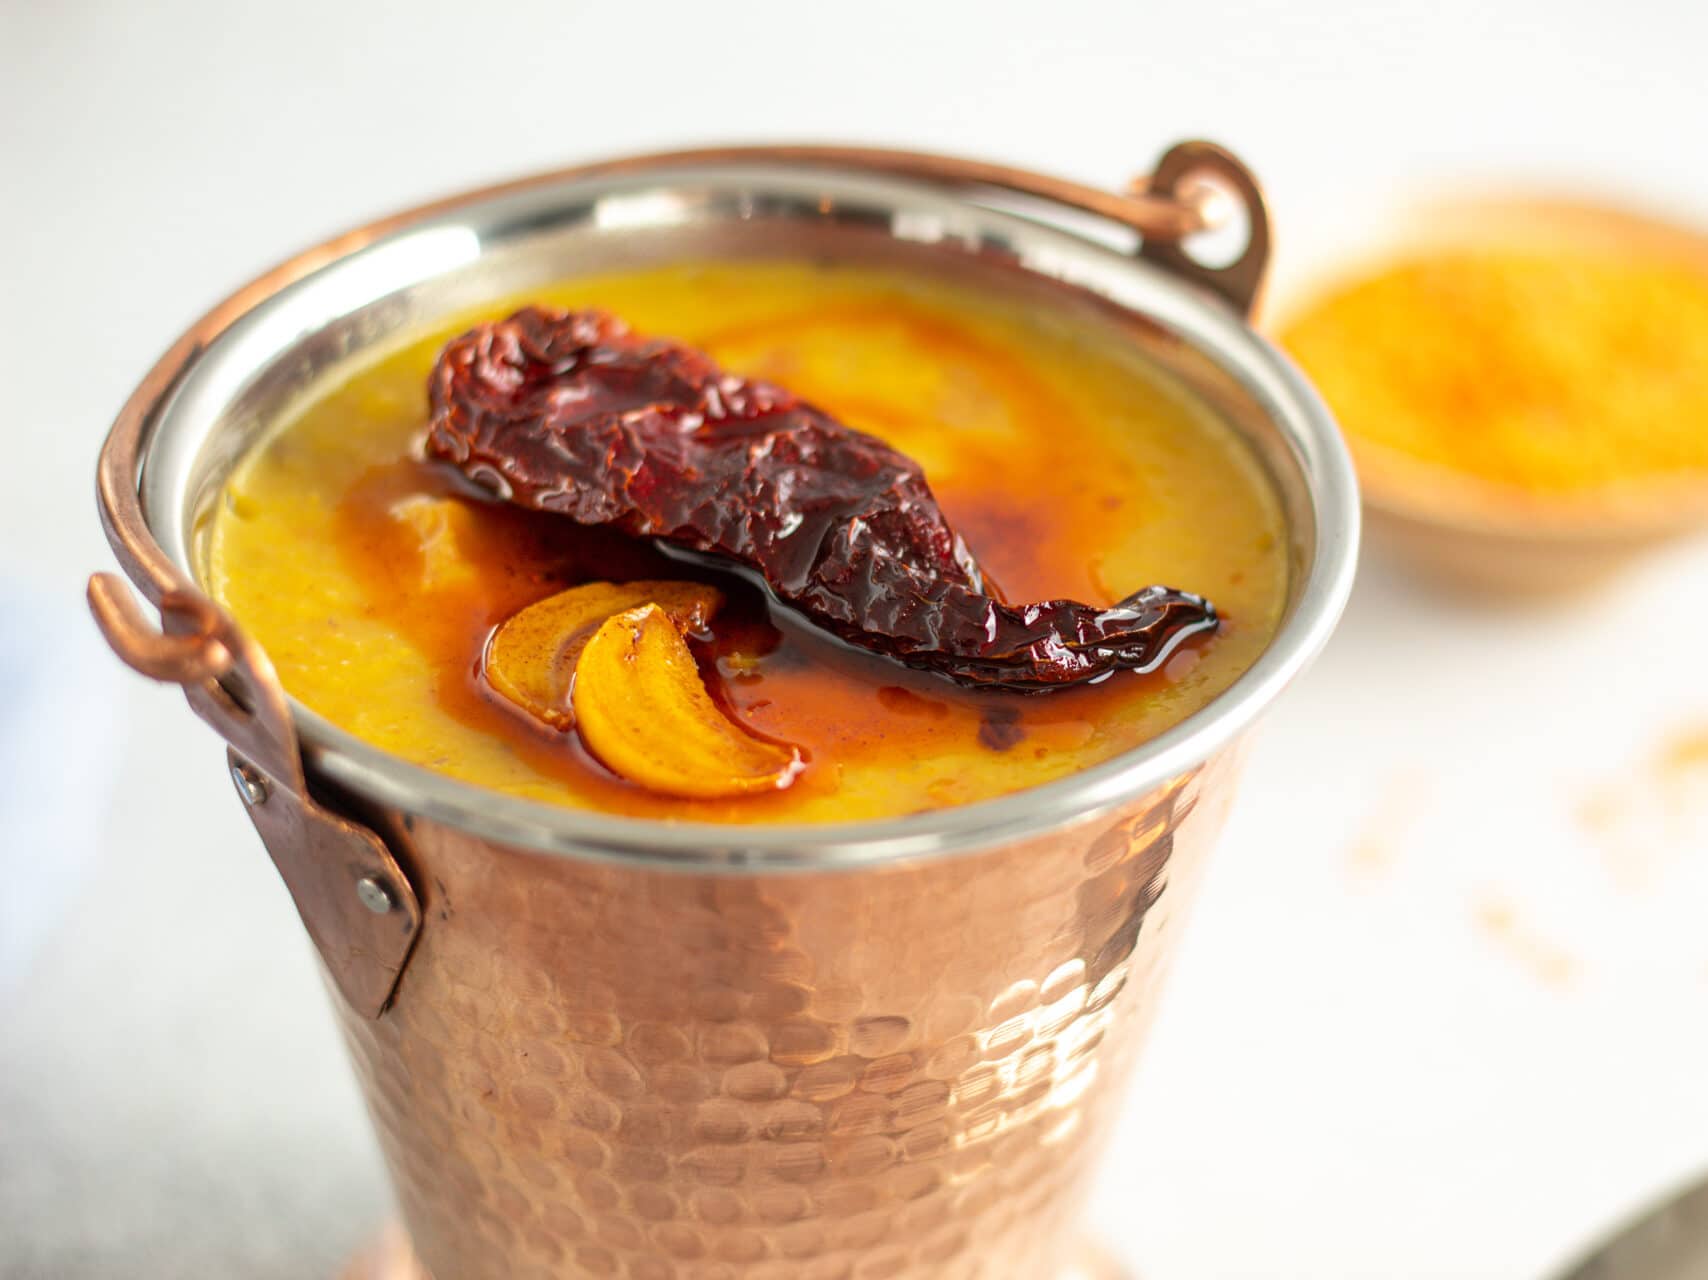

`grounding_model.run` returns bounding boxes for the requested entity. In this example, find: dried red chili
[426,307,1217,691]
